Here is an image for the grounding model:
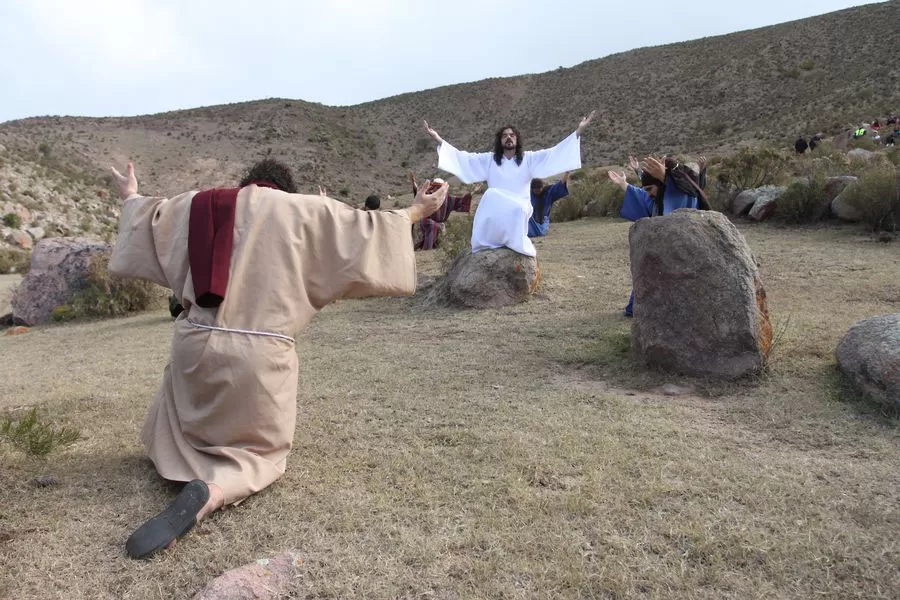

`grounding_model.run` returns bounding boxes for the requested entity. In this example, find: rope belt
[186,318,295,343]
